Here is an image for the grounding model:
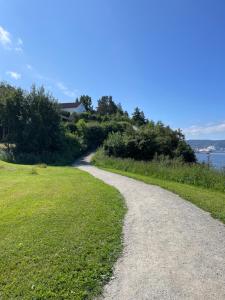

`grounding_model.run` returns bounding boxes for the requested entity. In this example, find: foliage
[0,83,26,145]
[131,107,146,126]
[103,123,196,163]
[0,82,196,164]
[175,140,196,163]
[93,149,225,192]
[70,120,133,152]
[78,95,93,112]
[0,84,84,164]
[96,96,120,115]
[0,160,126,299]
[20,86,62,154]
